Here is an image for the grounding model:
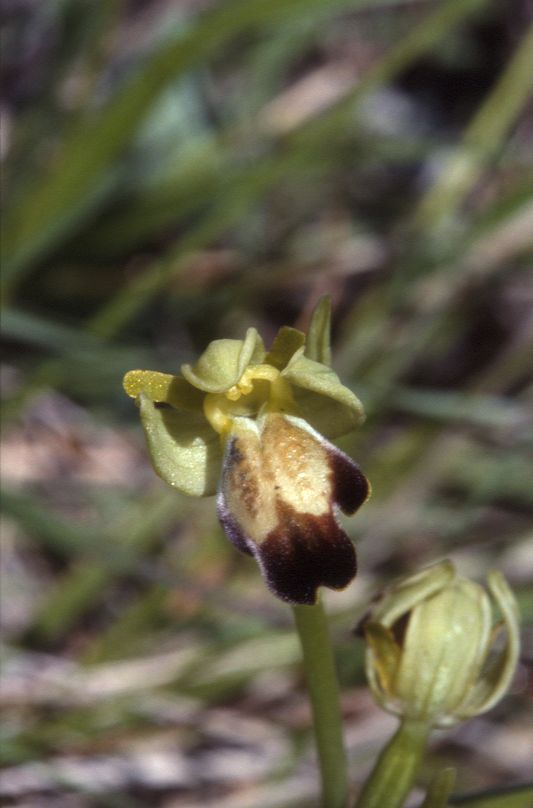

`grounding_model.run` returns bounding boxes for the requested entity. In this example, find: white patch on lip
[219,412,334,547]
